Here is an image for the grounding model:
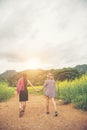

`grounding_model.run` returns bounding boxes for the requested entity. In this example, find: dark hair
[23,73,27,86]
